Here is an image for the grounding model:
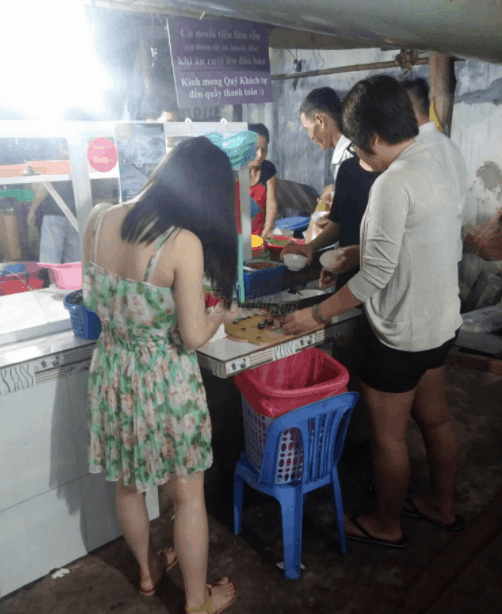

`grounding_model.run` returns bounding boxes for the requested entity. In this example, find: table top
[197,307,363,378]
